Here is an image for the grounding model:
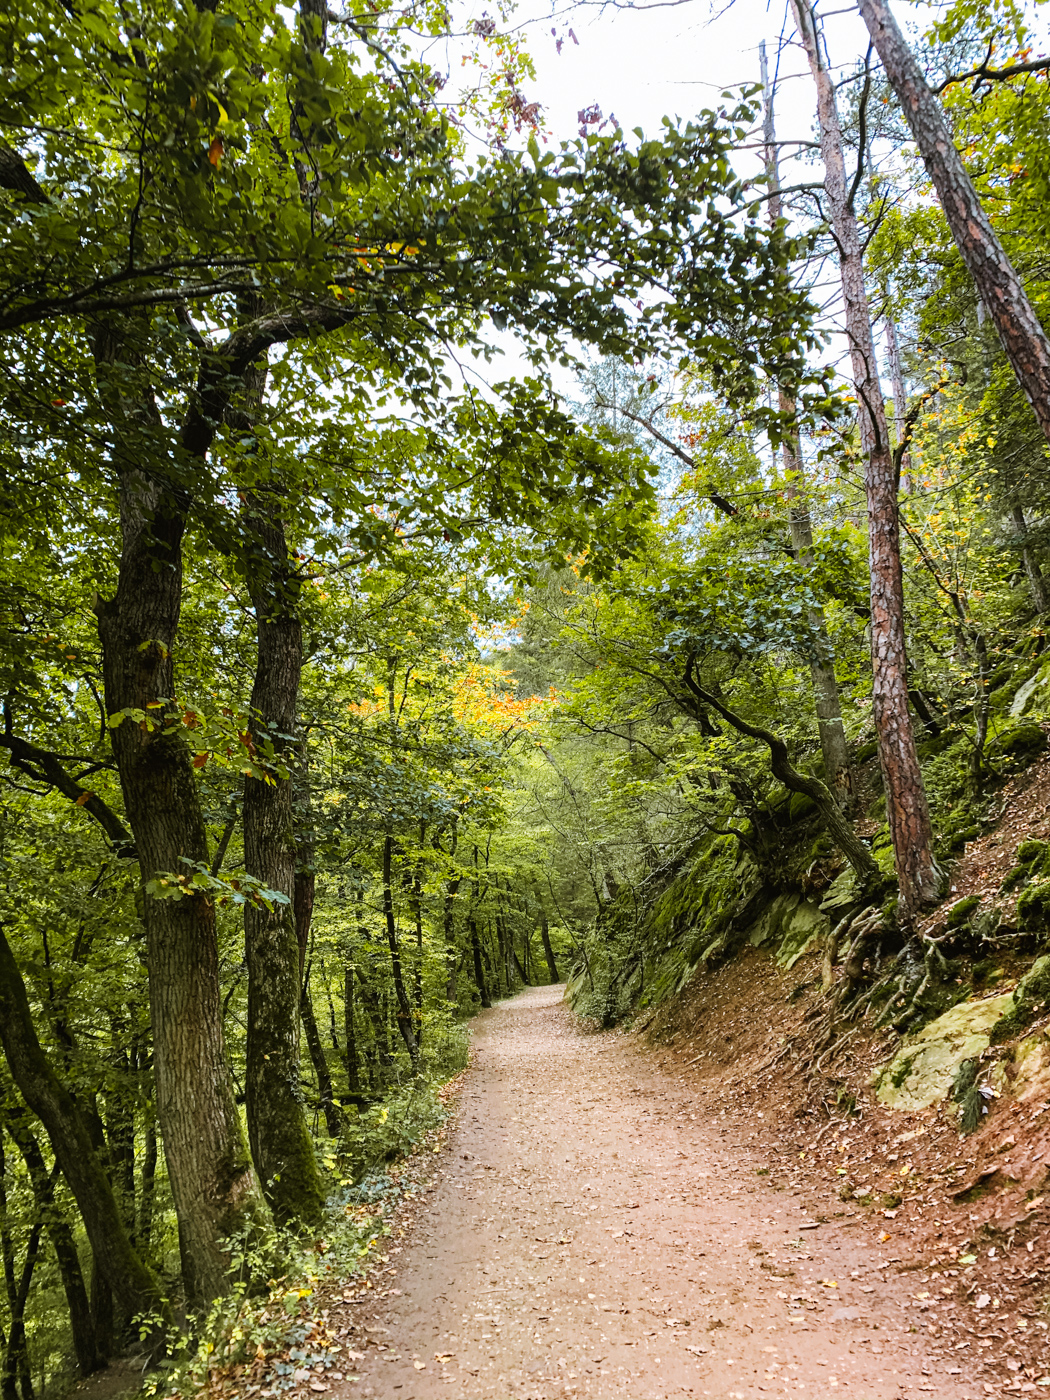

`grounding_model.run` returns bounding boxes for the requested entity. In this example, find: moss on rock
[1017,882,1050,932]
[990,955,1050,1045]
[947,895,981,929]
